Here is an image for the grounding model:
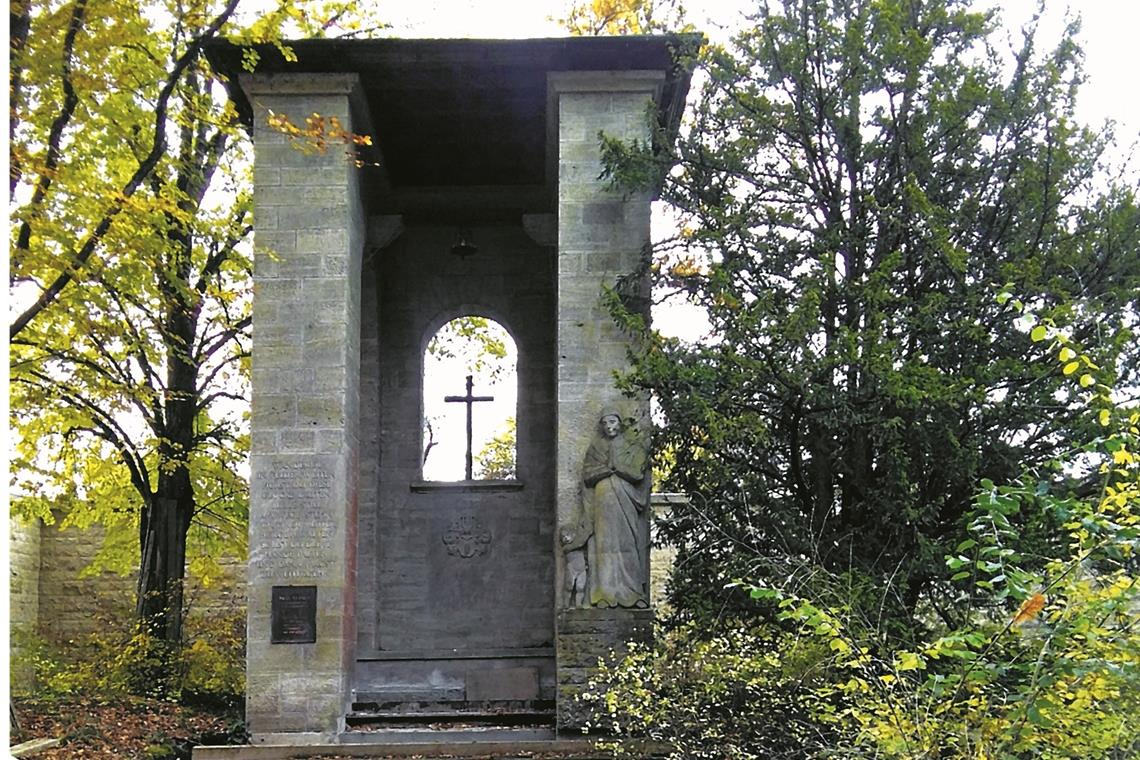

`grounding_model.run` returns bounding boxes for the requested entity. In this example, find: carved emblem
[442,515,492,559]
